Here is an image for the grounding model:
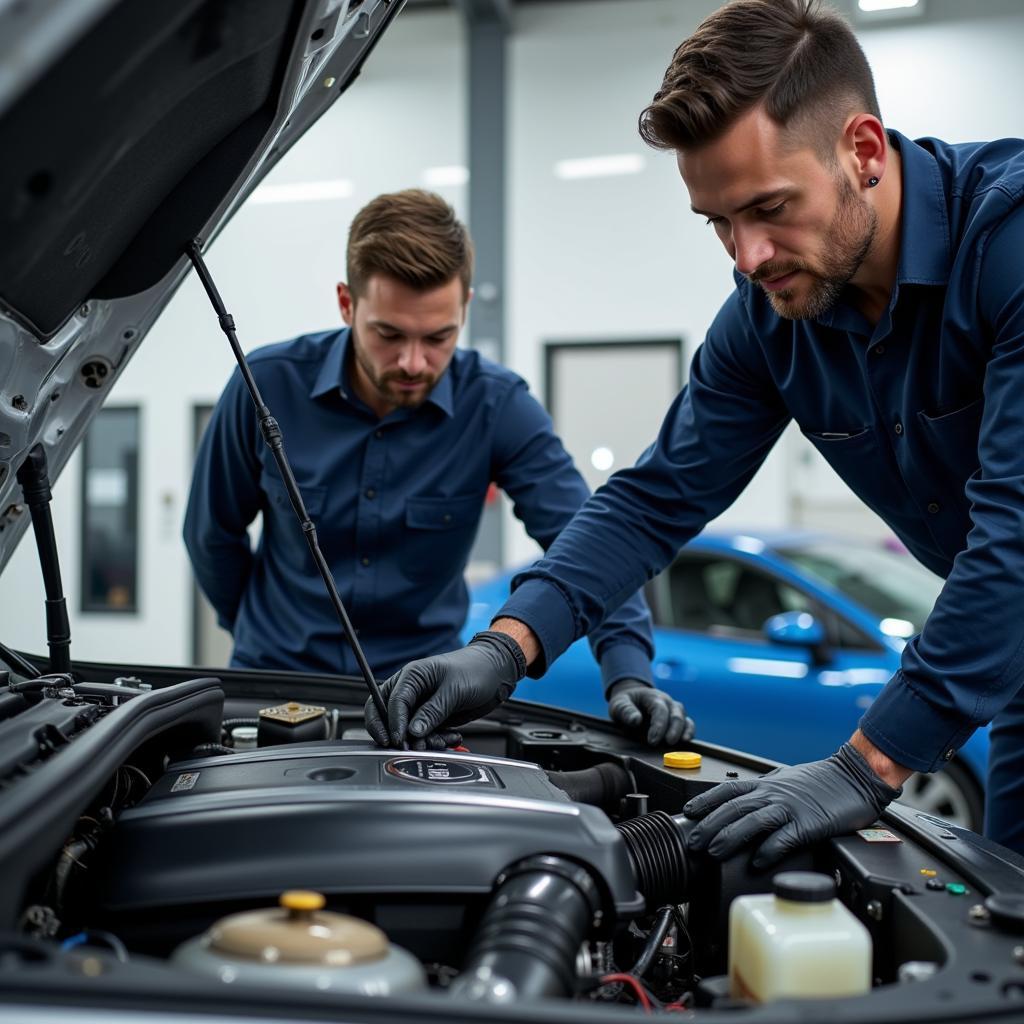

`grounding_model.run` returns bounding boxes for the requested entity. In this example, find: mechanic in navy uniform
[368,0,1024,857]
[184,189,689,749]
